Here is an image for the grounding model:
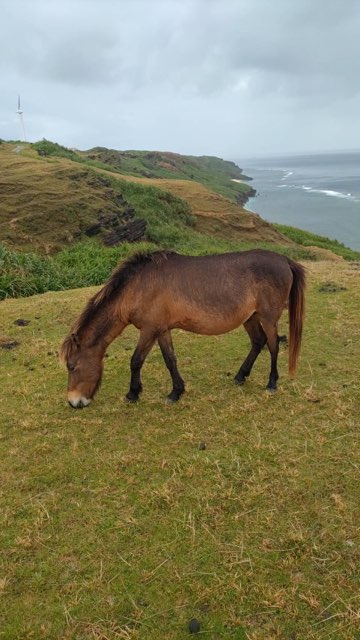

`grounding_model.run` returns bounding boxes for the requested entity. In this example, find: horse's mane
[60,250,175,362]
